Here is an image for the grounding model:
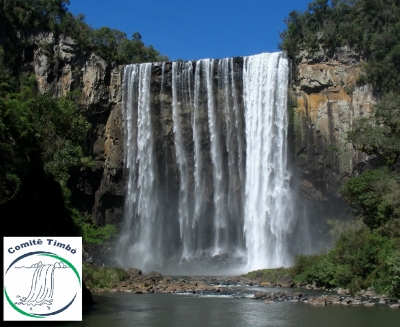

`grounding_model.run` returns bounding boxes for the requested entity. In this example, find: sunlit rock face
[290,46,376,247]
[116,53,308,274]
[291,46,375,198]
